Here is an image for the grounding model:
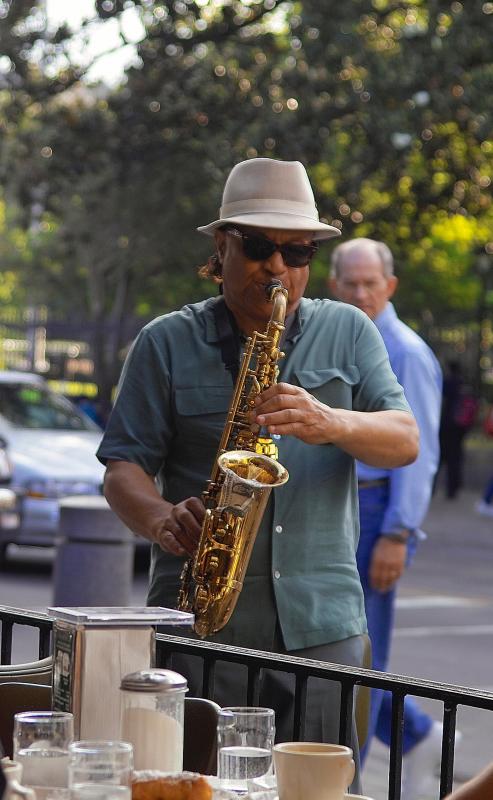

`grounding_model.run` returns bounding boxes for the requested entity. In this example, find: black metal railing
[2,606,493,800]
[154,634,493,800]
